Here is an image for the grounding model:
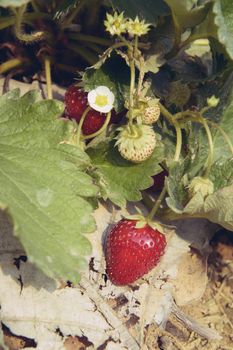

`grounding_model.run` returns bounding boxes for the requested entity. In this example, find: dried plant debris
[0,200,227,350]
